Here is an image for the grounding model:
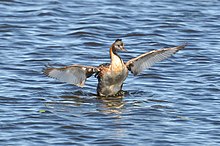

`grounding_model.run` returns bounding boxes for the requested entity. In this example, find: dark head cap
[115,39,122,42]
